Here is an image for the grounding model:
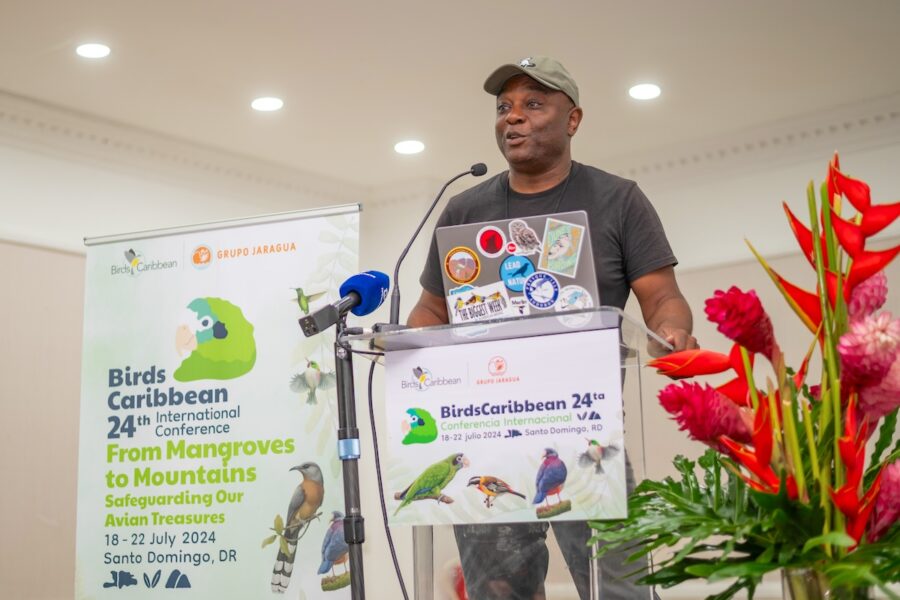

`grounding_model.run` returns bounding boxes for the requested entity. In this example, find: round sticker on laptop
[556,285,594,311]
[523,272,560,310]
[444,246,481,285]
[499,256,535,292]
[476,226,506,258]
